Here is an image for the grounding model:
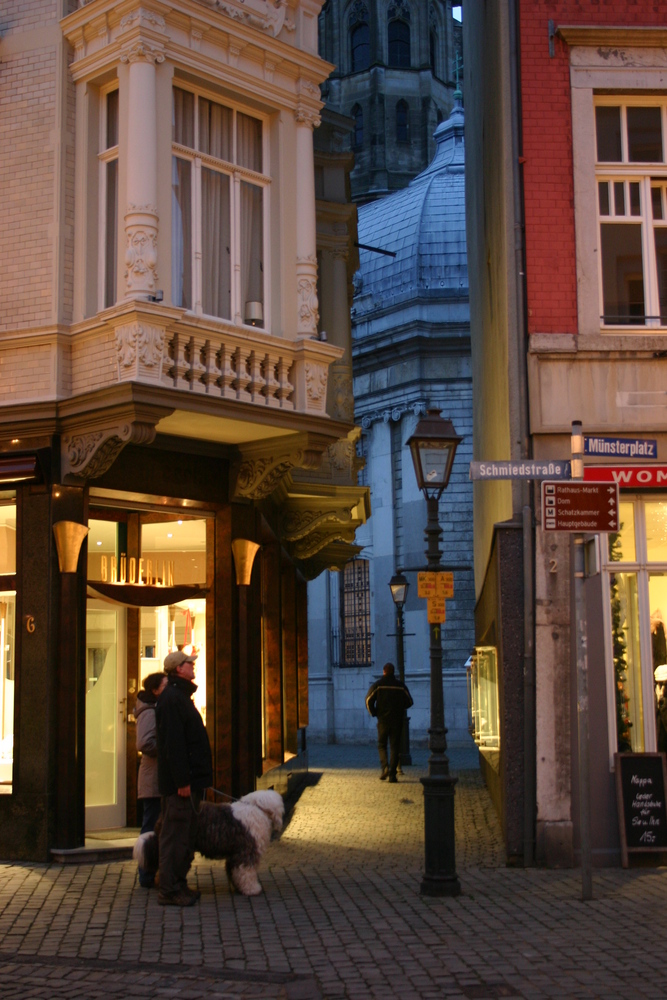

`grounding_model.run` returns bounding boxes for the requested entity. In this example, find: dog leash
[204,787,280,824]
